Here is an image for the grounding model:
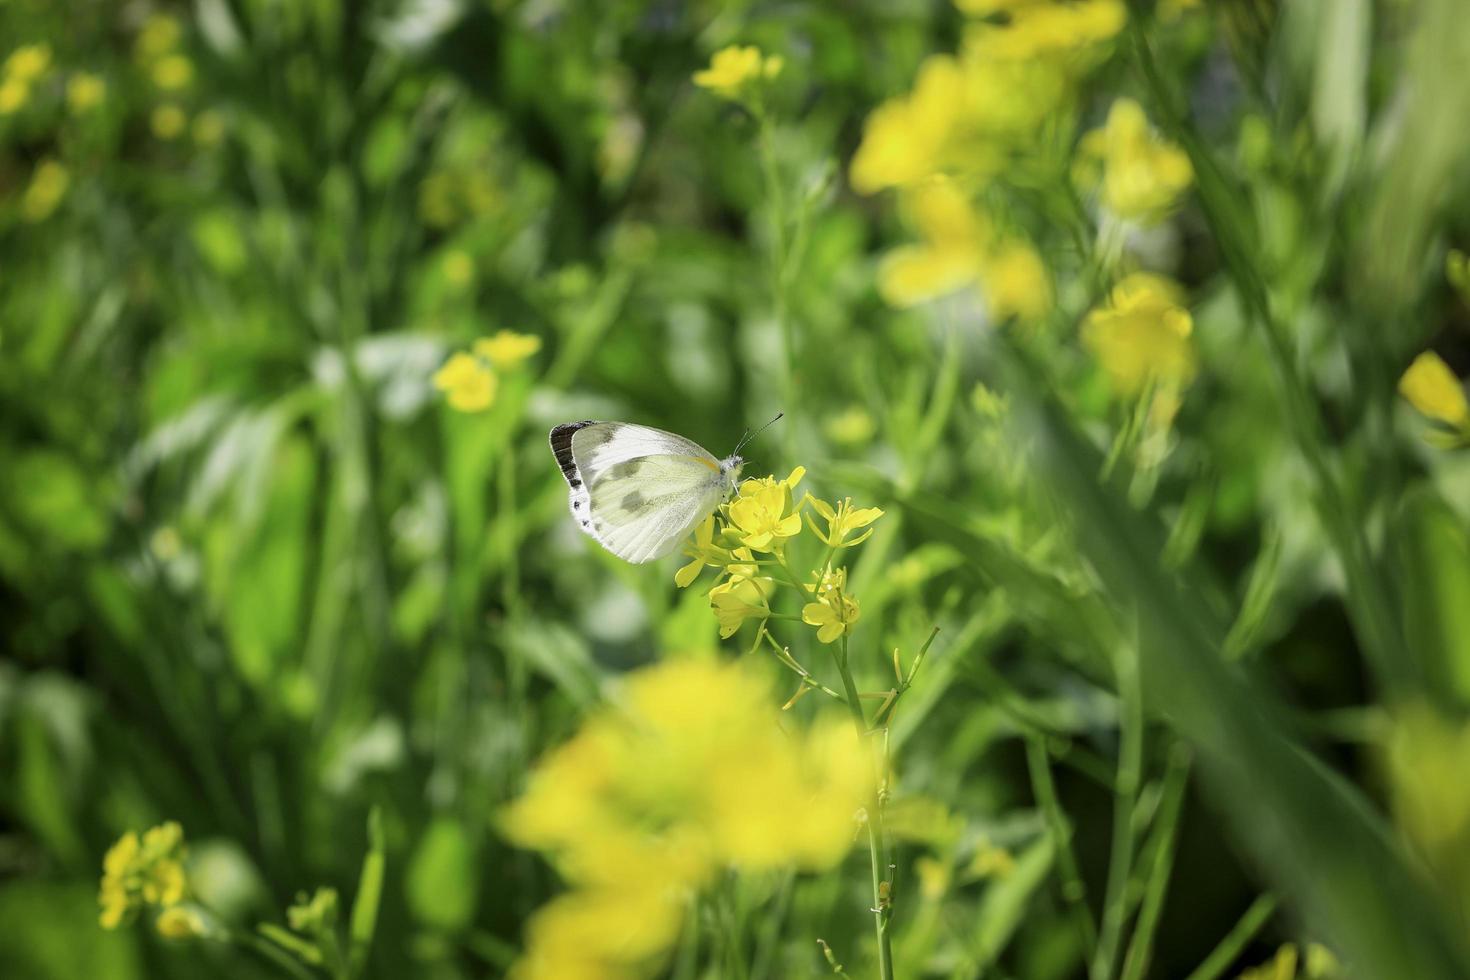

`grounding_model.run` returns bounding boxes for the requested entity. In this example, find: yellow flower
[98,821,189,929]
[1082,273,1196,395]
[692,44,782,100]
[676,516,730,587]
[442,249,475,288]
[432,351,497,412]
[877,179,1052,320]
[801,567,861,643]
[67,72,107,113]
[808,497,883,548]
[1399,351,1468,429]
[503,659,869,979]
[473,330,542,369]
[136,15,182,62]
[151,104,188,140]
[962,0,1126,62]
[1239,944,1298,980]
[709,576,772,638]
[155,905,206,939]
[151,54,194,91]
[21,159,69,223]
[1077,98,1193,223]
[0,77,27,114]
[824,406,876,446]
[4,43,51,84]
[727,467,805,551]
